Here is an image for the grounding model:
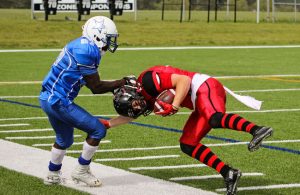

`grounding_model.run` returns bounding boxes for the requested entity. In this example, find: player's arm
[171,74,191,109]
[99,116,134,129]
[110,116,134,127]
[84,73,126,94]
